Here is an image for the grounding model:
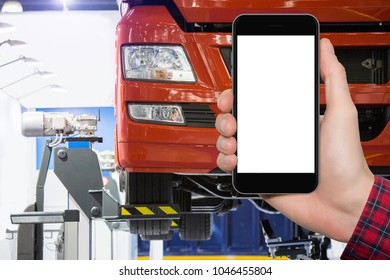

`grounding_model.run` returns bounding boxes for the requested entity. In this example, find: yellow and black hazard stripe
[119,204,180,220]
[170,220,179,228]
